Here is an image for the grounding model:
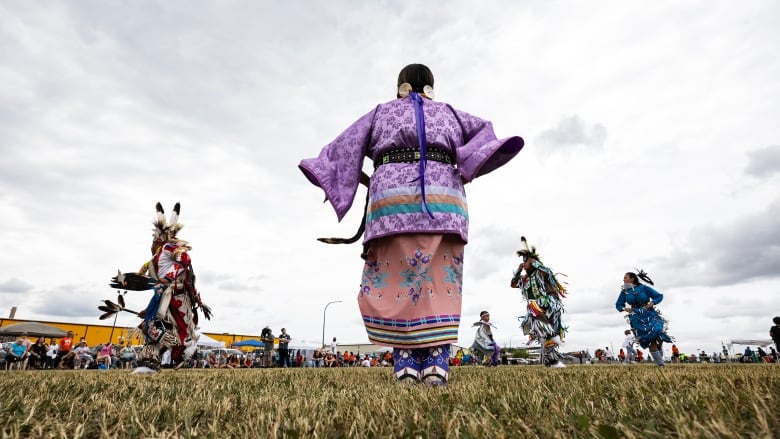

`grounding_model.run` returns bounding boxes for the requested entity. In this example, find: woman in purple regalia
[299,64,523,385]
